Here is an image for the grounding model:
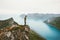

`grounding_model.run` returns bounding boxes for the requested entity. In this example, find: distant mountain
[44,17,60,29]
[20,14,60,21]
